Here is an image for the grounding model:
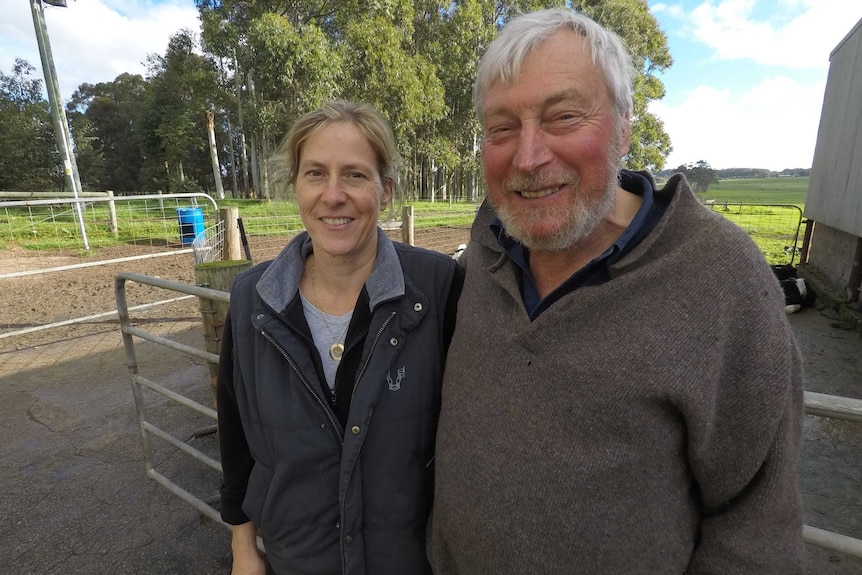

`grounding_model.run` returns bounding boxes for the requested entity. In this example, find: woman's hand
[231,522,266,575]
